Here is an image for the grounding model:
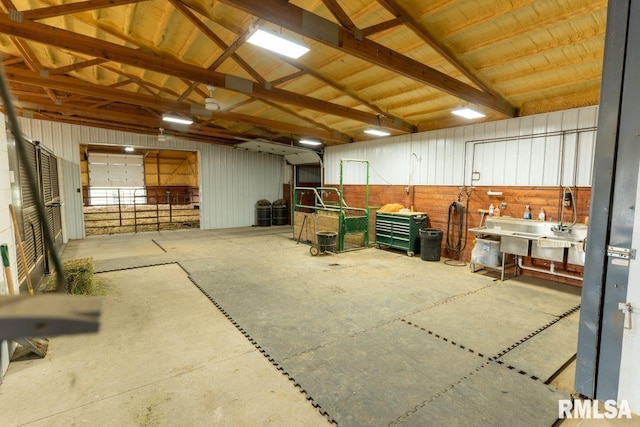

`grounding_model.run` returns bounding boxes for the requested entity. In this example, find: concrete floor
[0,226,633,426]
